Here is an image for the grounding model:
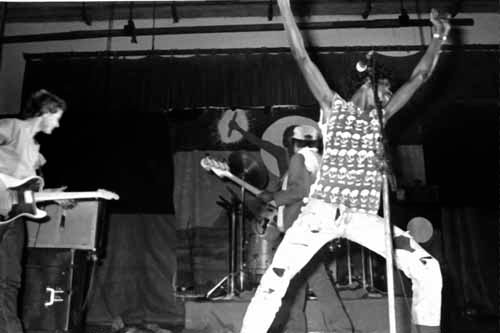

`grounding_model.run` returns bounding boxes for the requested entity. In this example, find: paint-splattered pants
[240,199,442,333]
